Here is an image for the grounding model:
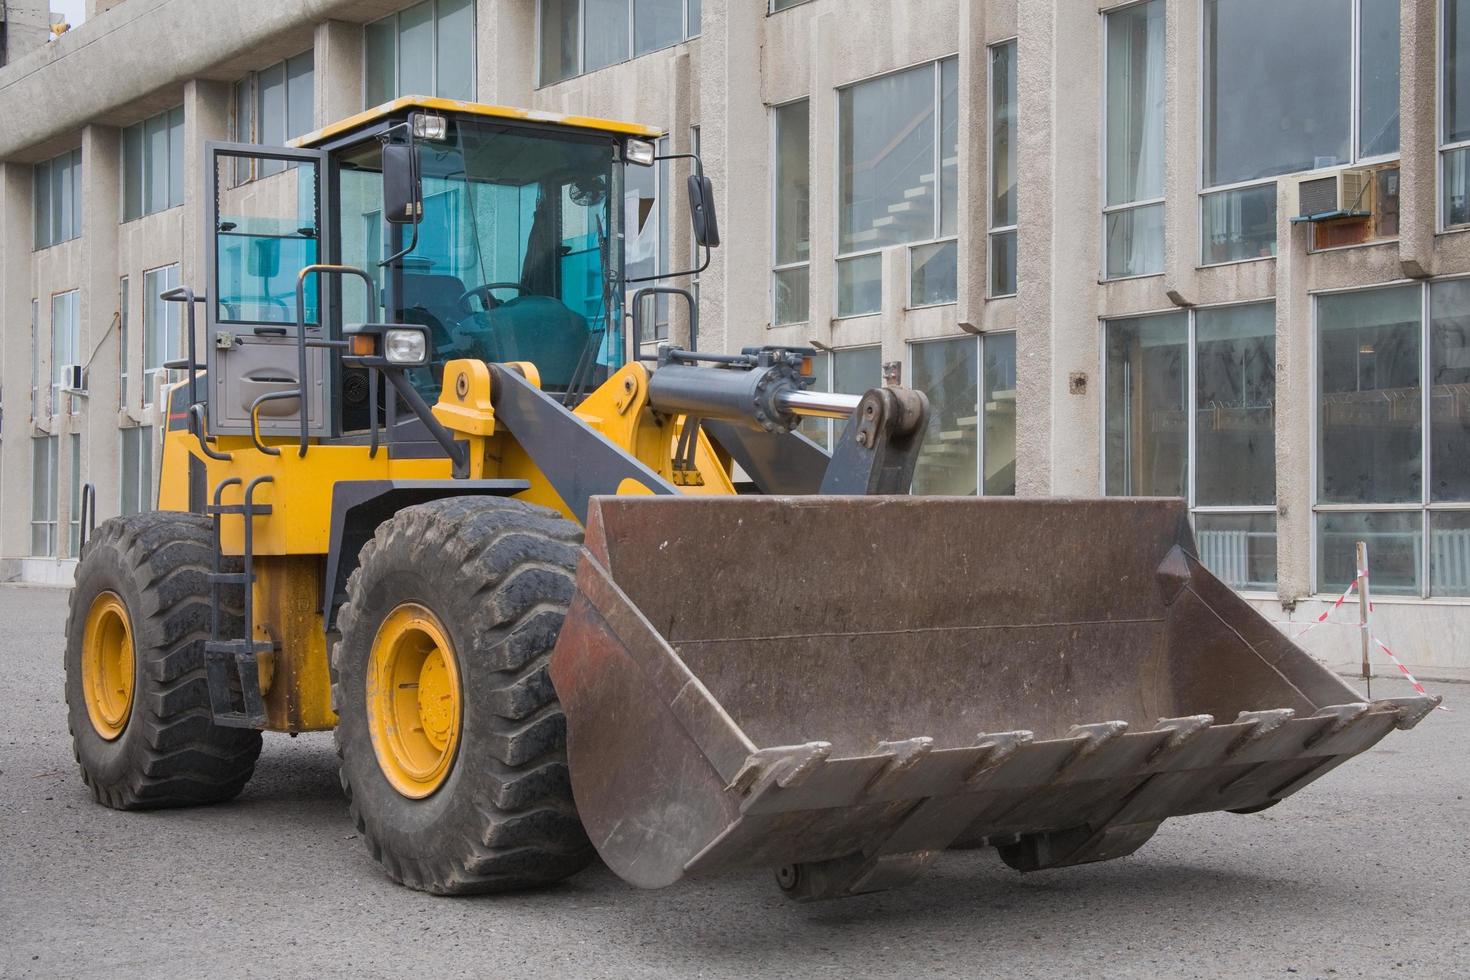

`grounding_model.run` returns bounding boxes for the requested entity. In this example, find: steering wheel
[458,283,528,311]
